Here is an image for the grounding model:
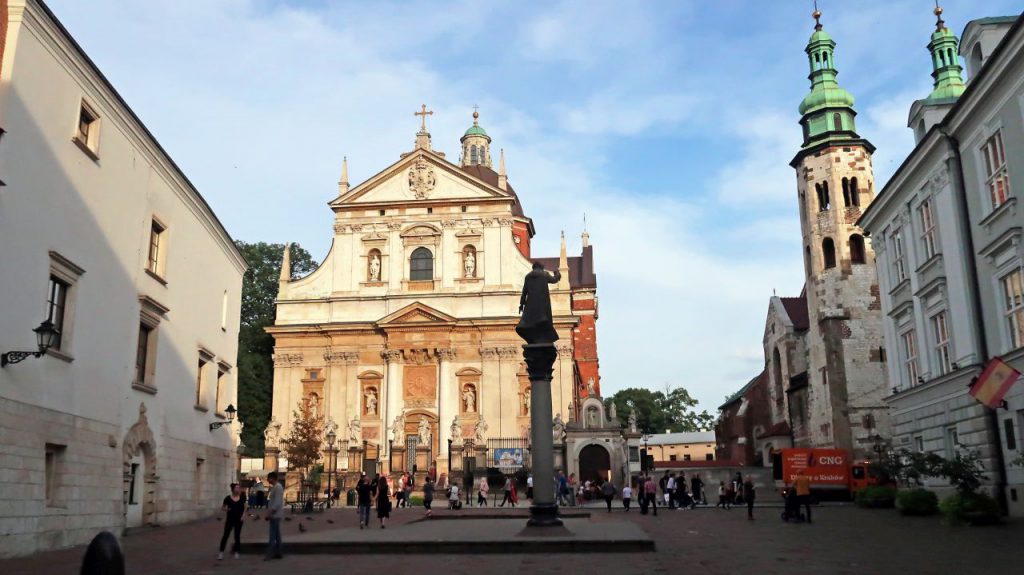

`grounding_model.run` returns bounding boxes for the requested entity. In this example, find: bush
[855,486,897,508]
[939,492,1000,525]
[896,488,938,516]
